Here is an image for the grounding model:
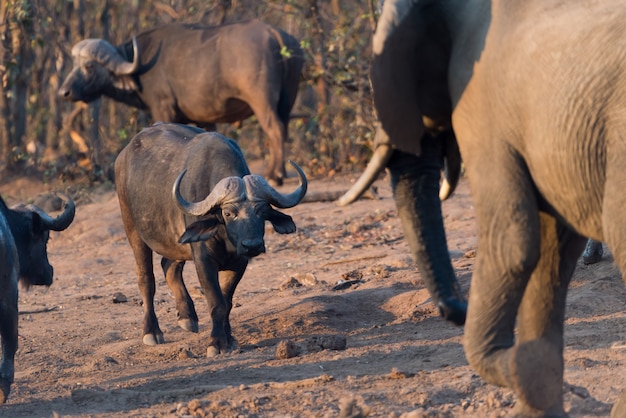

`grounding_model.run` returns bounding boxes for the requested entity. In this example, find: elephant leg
[161,258,198,333]
[511,215,585,416]
[462,150,540,401]
[465,206,584,416]
[388,145,467,325]
[611,390,626,418]
[218,261,247,349]
[581,239,603,265]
